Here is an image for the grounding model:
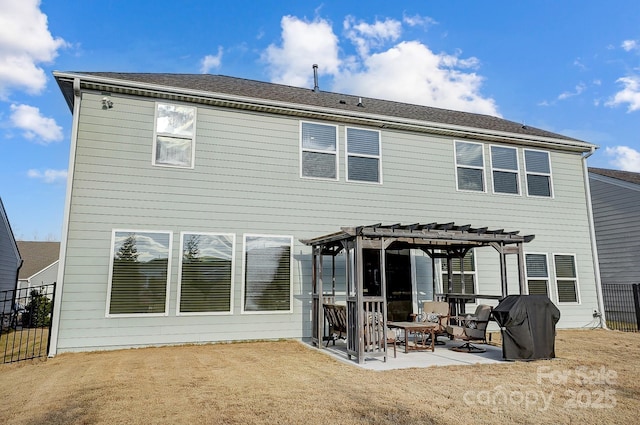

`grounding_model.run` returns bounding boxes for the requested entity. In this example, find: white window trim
[524,148,554,198]
[454,140,486,193]
[345,126,383,184]
[105,229,173,318]
[241,233,294,314]
[524,252,551,296]
[152,102,197,169]
[552,253,581,305]
[489,144,521,196]
[176,231,235,316]
[299,121,339,181]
